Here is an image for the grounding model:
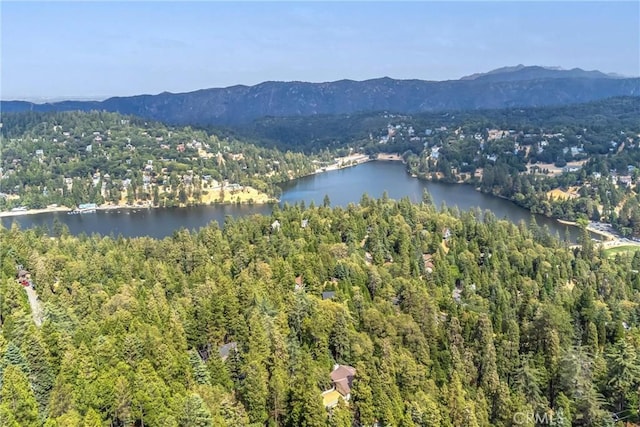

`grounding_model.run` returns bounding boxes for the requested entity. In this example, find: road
[587,221,640,249]
[24,286,43,327]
